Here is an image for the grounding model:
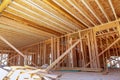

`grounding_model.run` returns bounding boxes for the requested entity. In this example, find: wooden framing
[0,18,120,72]
[67,0,96,26]
[52,0,90,28]
[0,0,120,73]
[108,0,117,20]
[81,0,102,24]
[95,0,110,22]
